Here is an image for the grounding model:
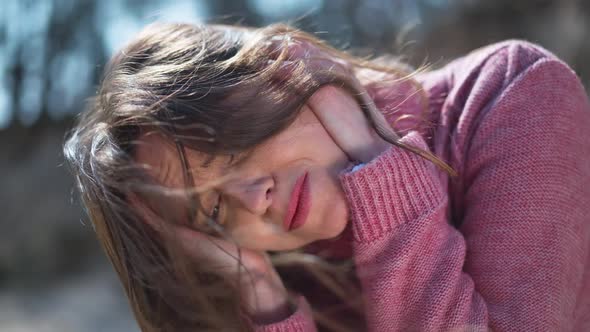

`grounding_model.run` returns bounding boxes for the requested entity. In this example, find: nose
[224,175,274,215]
